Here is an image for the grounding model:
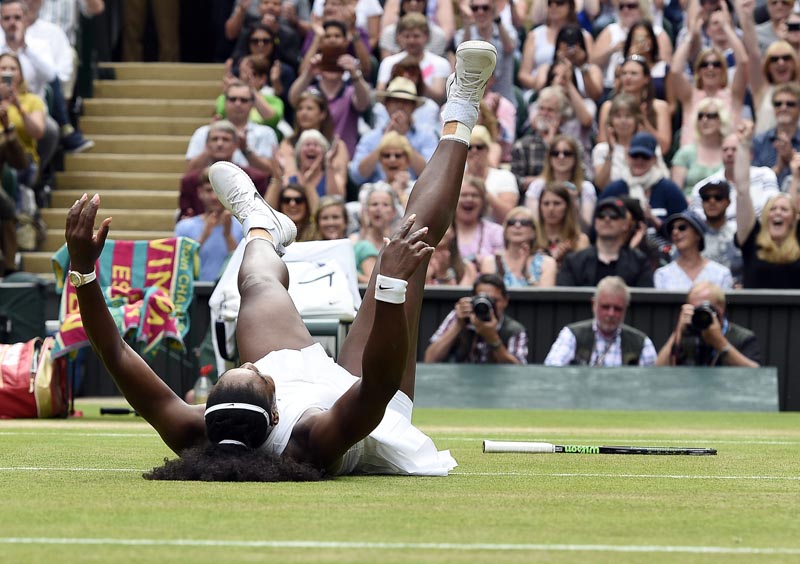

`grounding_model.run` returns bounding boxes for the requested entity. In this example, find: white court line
[0,467,144,472]
[0,537,799,555]
[451,471,800,480]
[0,432,155,437]
[1,466,798,481]
[3,431,797,446]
